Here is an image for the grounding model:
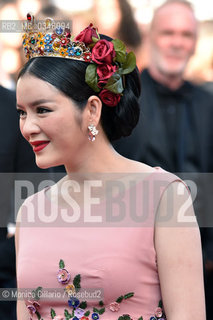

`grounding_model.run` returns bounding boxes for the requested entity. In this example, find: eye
[182,32,194,39]
[16,109,26,118]
[162,30,173,36]
[37,107,52,114]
